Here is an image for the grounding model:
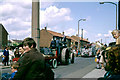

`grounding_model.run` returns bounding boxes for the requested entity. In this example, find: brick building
[40,27,71,48]
[71,35,90,49]
[40,27,90,49]
[0,24,8,49]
